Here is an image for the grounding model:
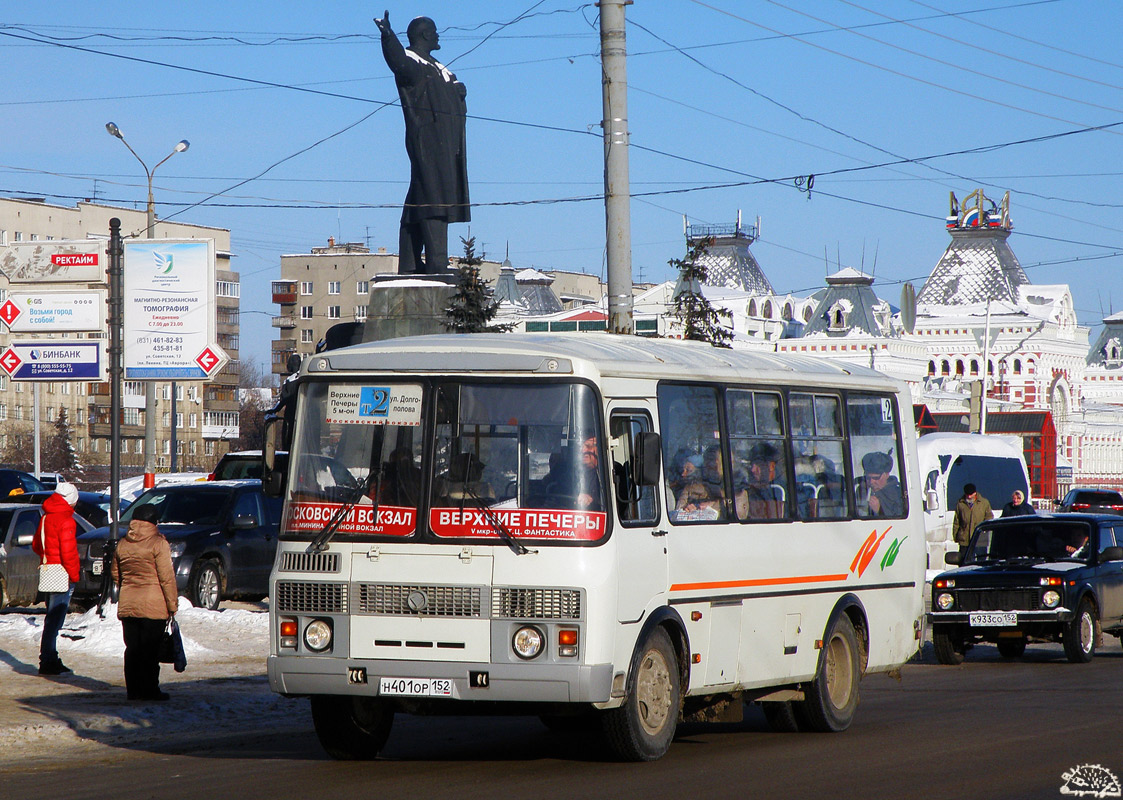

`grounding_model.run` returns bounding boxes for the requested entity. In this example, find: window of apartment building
[206,441,215,457]
[47,407,56,422]
[190,413,198,429]
[301,329,314,344]
[328,281,341,295]
[124,408,140,426]
[125,381,144,397]
[163,440,170,455]
[190,440,198,456]
[216,281,240,298]
[354,306,368,322]
[162,411,170,427]
[328,306,341,319]
[30,234,39,241]
[0,375,6,391]
[300,281,313,295]
[0,231,5,244]
[13,232,22,241]
[301,306,314,320]
[0,404,7,421]
[14,382,22,394]
[357,280,369,294]
[219,333,239,351]
[90,438,99,454]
